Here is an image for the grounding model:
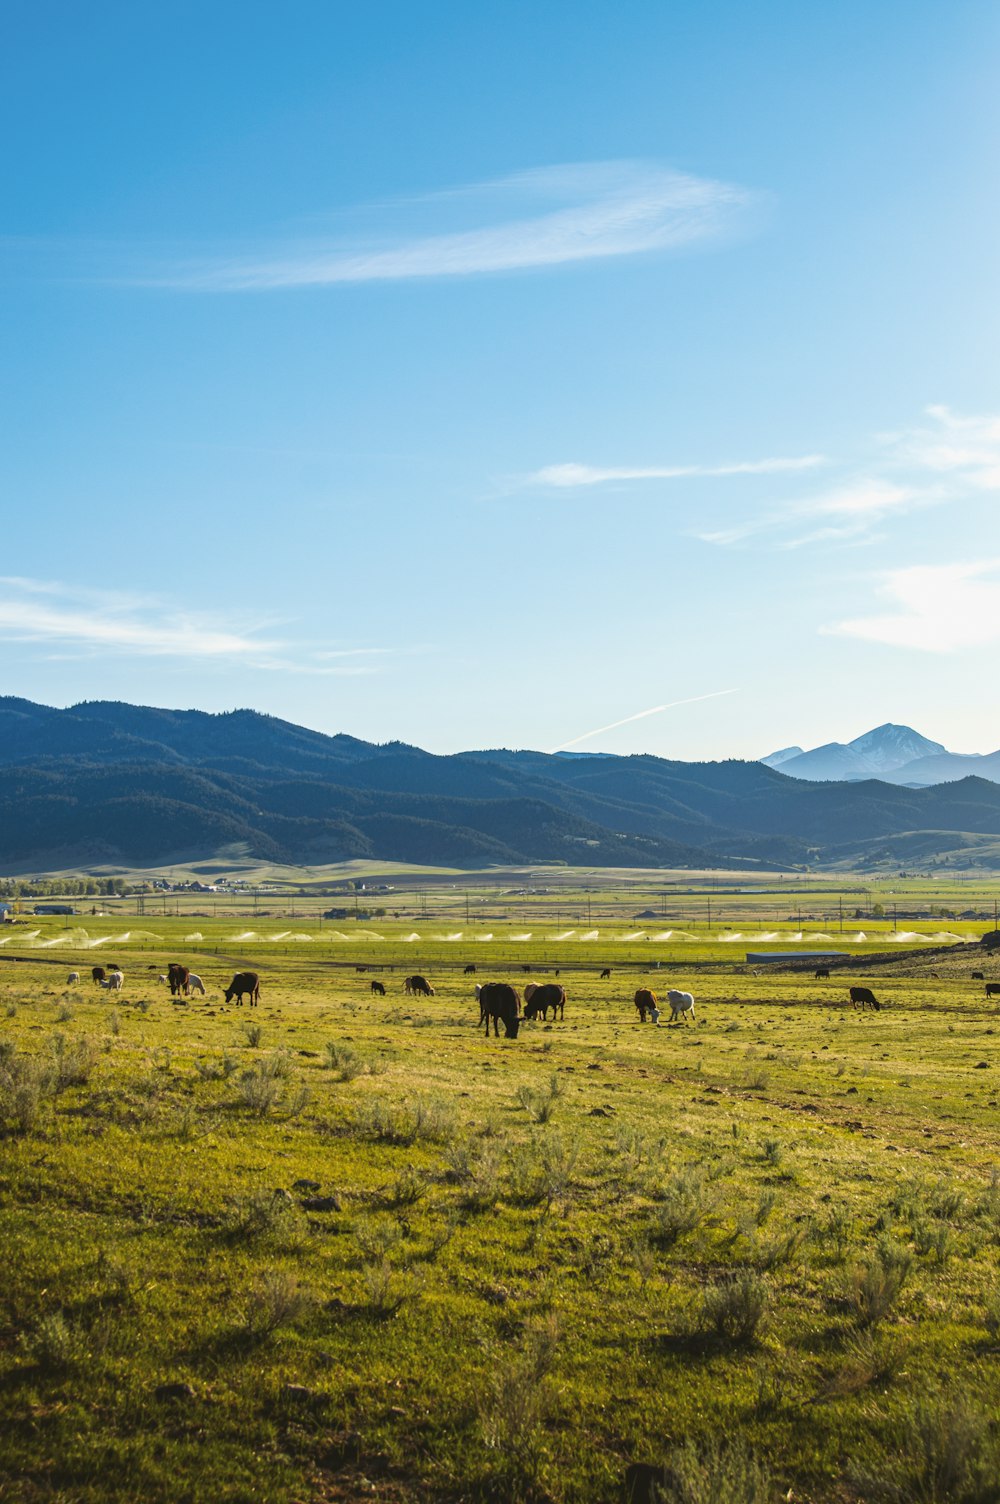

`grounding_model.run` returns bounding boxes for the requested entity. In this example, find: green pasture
[3,931,1000,1503]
